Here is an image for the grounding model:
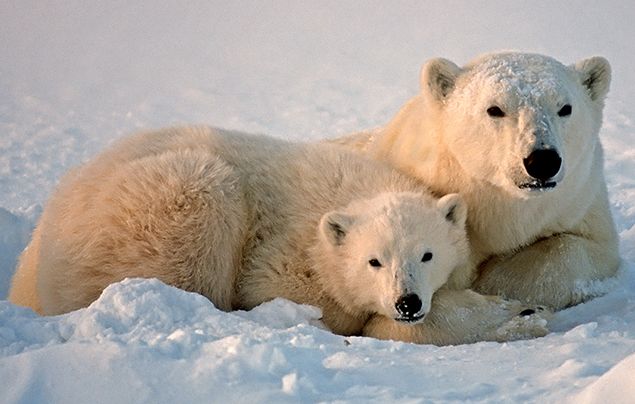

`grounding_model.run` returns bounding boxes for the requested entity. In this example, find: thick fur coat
[9,127,547,344]
[333,52,620,310]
